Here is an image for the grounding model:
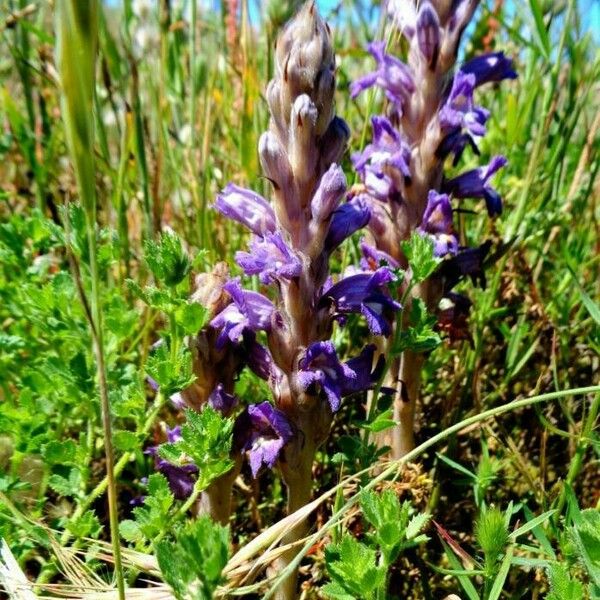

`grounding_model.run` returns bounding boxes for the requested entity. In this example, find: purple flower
[461,52,517,87]
[436,128,480,163]
[340,344,382,396]
[417,191,459,256]
[146,427,198,500]
[352,116,411,199]
[360,239,400,271]
[443,156,507,216]
[210,279,275,347]
[437,241,492,291]
[237,402,293,477]
[416,1,440,68]
[214,183,276,236]
[166,425,182,443]
[311,163,347,222]
[208,383,238,415]
[157,462,198,500]
[245,337,284,384]
[350,41,415,111]
[236,232,302,284]
[324,197,371,252]
[296,341,357,411]
[439,71,490,139]
[321,268,401,335]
